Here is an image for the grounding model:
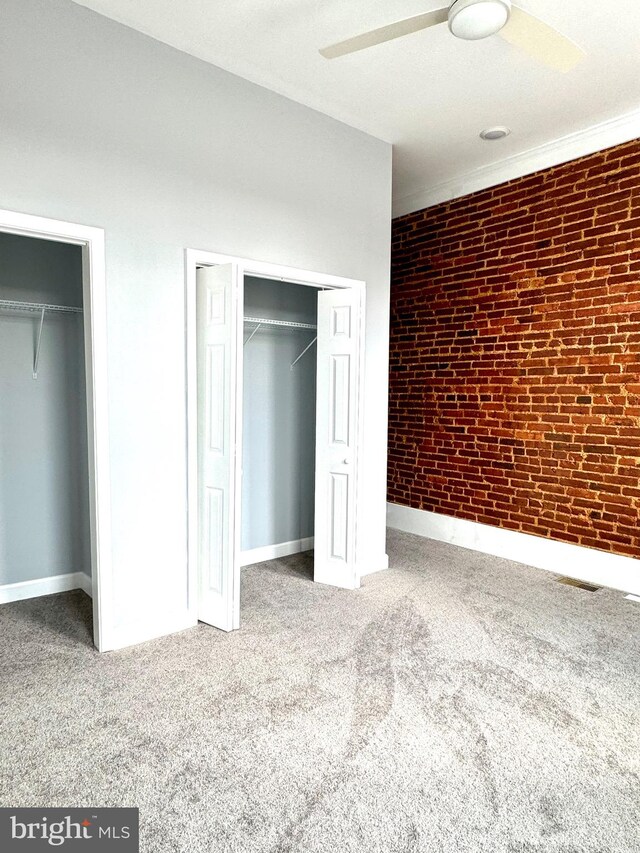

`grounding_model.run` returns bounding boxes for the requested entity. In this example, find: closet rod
[0,299,82,314]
